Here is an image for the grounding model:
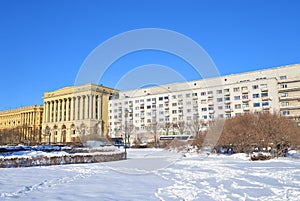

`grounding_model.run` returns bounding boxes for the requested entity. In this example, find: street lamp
[124,108,129,159]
